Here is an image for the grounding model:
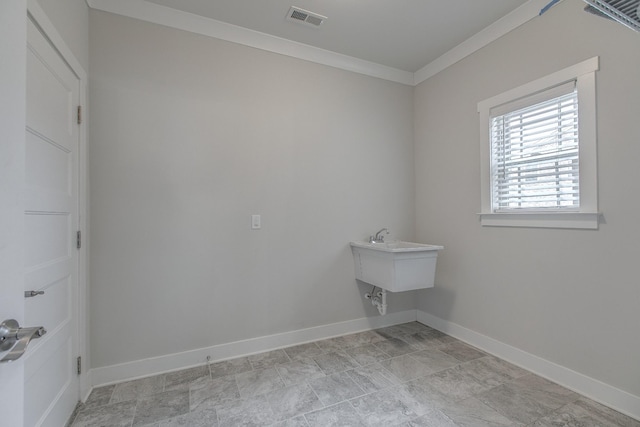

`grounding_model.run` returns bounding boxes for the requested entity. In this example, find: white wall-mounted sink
[350,241,443,292]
